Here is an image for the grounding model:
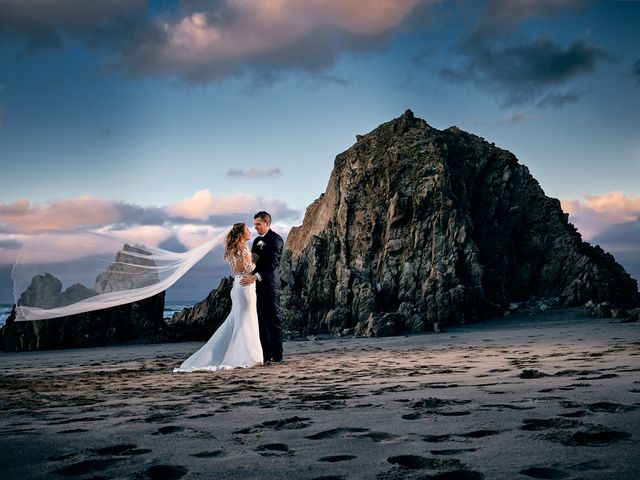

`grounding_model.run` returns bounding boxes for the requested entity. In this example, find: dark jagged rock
[166,276,233,341]
[17,273,98,309]
[1,244,166,351]
[281,110,640,336]
[0,292,165,352]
